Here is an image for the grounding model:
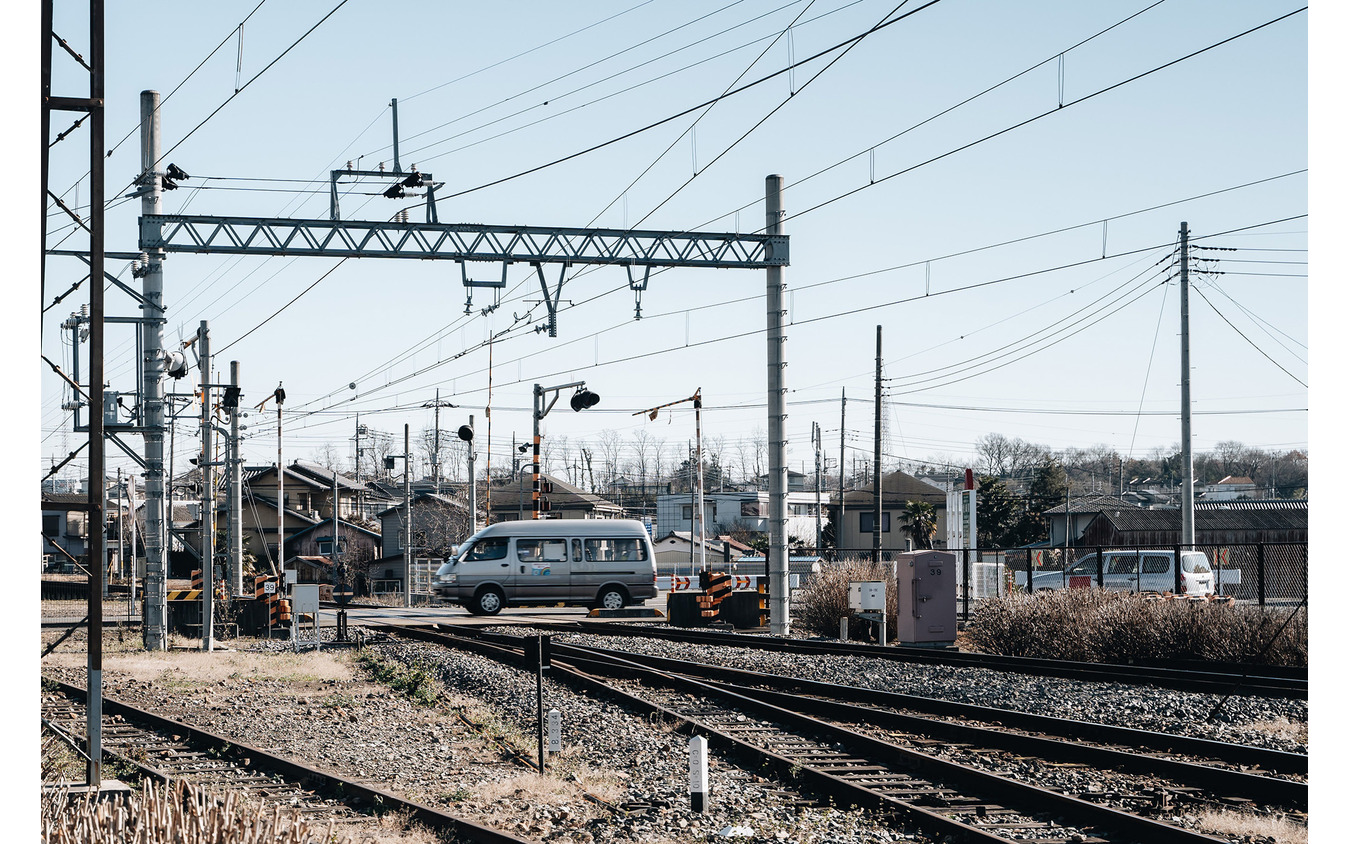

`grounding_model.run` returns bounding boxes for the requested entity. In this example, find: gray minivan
[1029,550,1214,595]
[432,519,658,615]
